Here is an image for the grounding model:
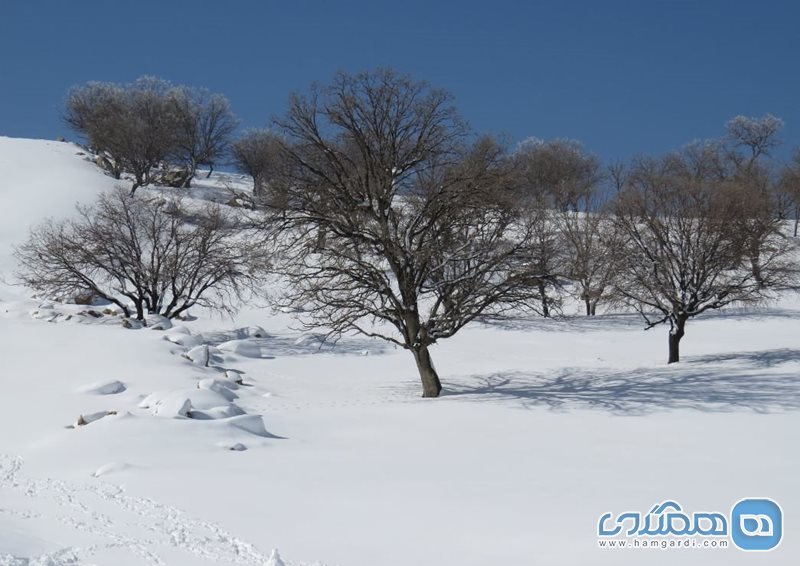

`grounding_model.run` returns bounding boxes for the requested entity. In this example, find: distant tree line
[15,70,800,397]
